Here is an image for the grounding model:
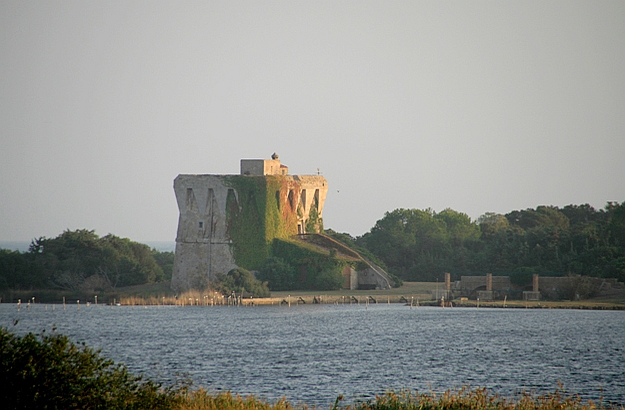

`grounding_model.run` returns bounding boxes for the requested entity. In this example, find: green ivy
[272,238,346,290]
[224,176,301,270]
[305,199,323,233]
[225,176,268,270]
